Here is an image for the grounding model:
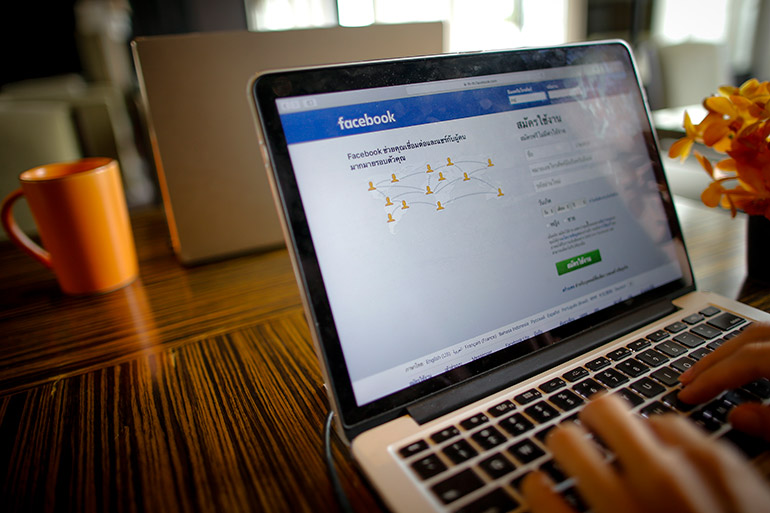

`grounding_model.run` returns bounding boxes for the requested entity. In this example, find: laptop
[249,41,770,512]
[131,24,444,264]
